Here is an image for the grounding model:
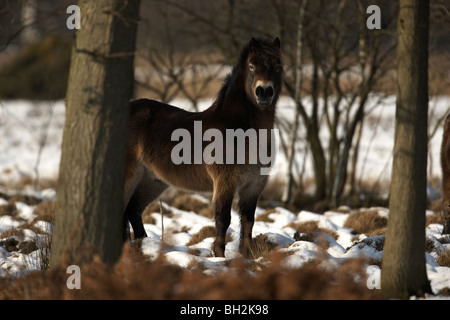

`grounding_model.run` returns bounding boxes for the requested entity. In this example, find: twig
[159,197,164,243]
